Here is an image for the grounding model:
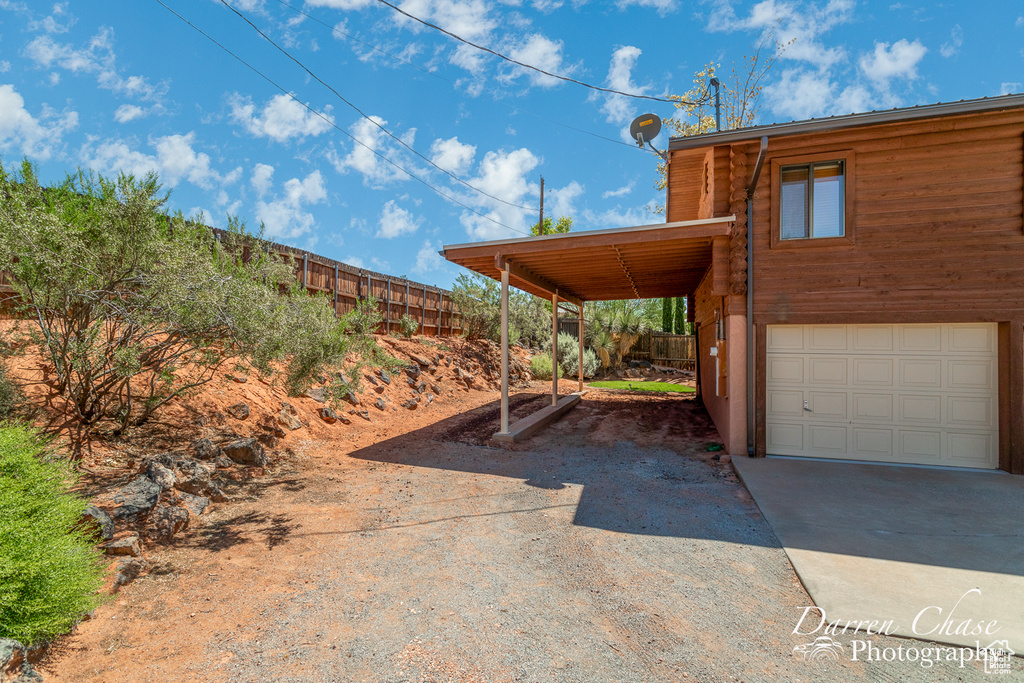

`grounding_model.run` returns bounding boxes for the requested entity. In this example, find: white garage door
[766,324,998,469]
